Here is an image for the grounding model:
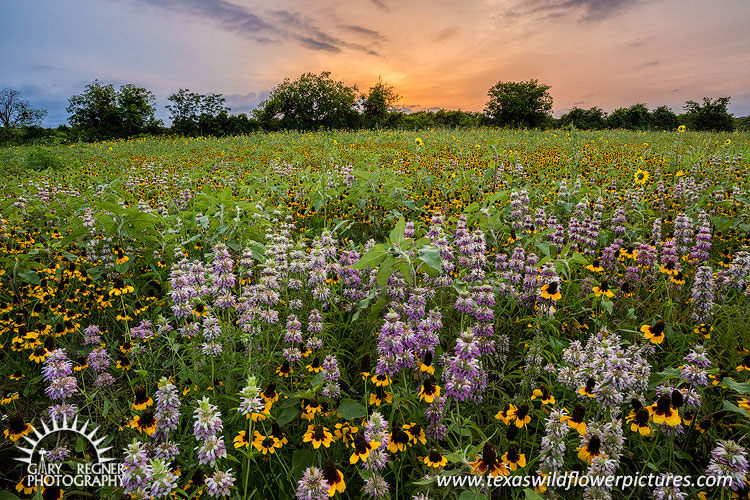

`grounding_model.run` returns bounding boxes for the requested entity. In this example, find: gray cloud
[507,0,646,22]
[434,27,459,42]
[640,60,660,67]
[628,35,655,47]
[126,0,379,55]
[369,0,389,12]
[339,24,388,41]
